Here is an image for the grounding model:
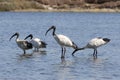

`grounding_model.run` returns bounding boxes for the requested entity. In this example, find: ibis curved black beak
[72,47,85,56]
[9,32,19,41]
[24,34,33,40]
[45,26,56,36]
[72,49,79,56]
